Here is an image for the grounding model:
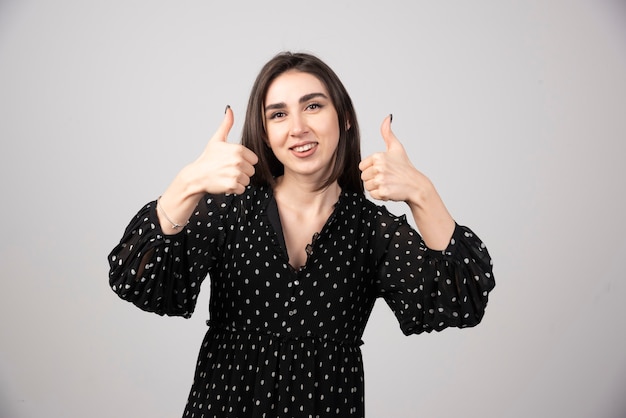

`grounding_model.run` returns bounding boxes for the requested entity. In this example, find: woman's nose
[289,114,307,136]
